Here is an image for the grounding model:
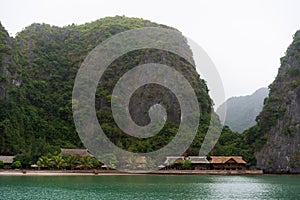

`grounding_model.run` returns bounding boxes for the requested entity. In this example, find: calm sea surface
[1,175,300,200]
